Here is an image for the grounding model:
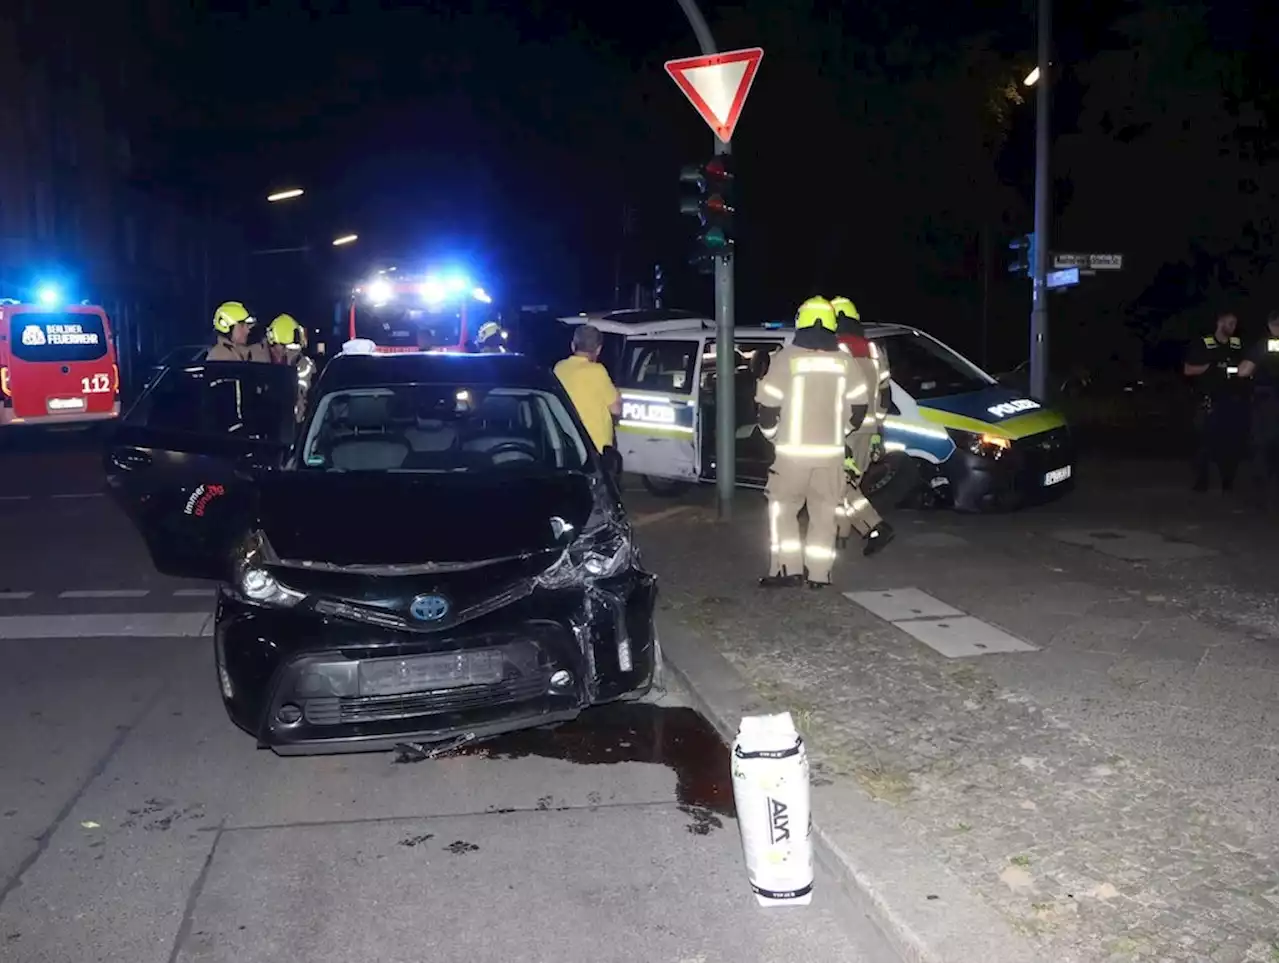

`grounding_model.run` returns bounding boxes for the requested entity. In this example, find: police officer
[756,297,873,589]
[1183,311,1248,492]
[1236,309,1278,487]
[206,301,270,362]
[265,314,317,421]
[830,296,894,554]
